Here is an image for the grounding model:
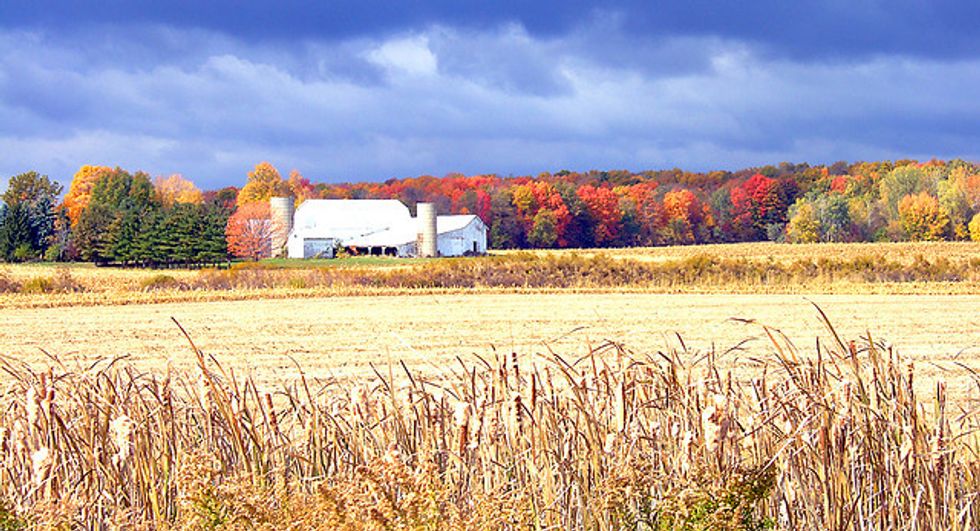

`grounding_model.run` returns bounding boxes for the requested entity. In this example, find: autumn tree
[938,165,980,239]
[154,174,204,207]
[576,185,622,246]
[488,190,523,248]
[527,209,558,248]
[225,201,277,260]
[969,213,980,242]
[730,174,785,240]
[237,162,290,207]
[510,181,570,246]
[786,201,820,243]
[662,190,713,245]
[879,165,937,219]
[63,165,113,226]
[287,169,315,206]
[614,183,661,246]
[898,192,948,241]
[204,186,239,213]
